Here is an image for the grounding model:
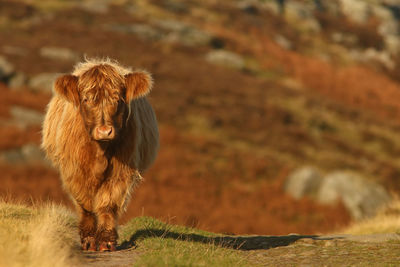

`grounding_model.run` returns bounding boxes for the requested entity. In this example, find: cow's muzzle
[94,125,115,141]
